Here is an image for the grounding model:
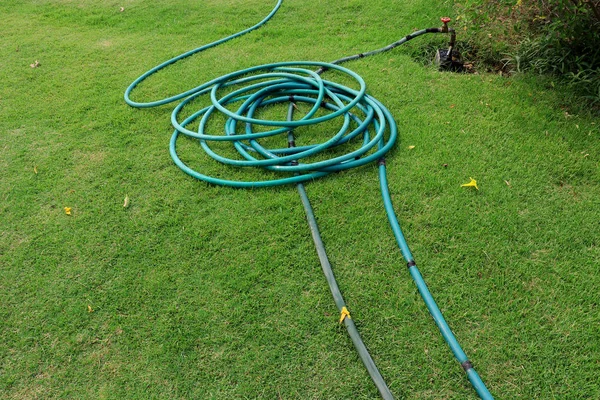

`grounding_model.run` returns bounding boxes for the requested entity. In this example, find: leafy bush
[456,0,600,106]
